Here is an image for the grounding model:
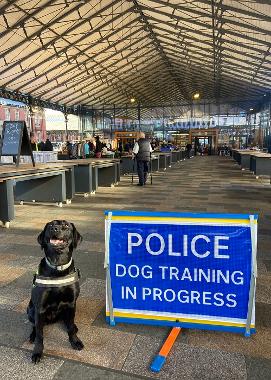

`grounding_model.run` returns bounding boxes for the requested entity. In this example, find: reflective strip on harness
[33,270,80,287]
